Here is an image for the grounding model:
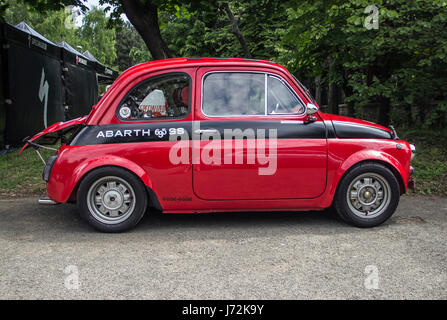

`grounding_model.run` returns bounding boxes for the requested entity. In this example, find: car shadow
[132,206,355,237]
